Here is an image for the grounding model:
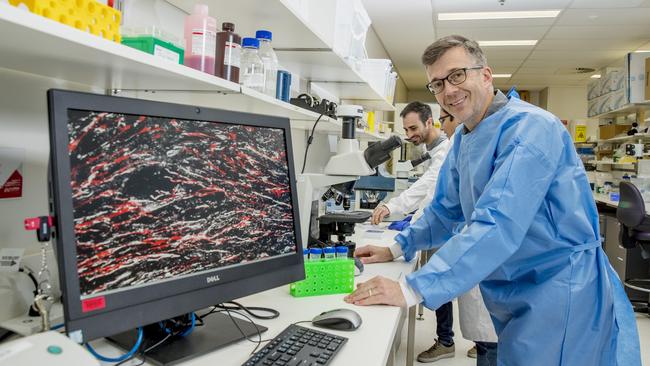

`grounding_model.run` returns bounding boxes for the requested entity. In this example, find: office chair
[617,181,650,313]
